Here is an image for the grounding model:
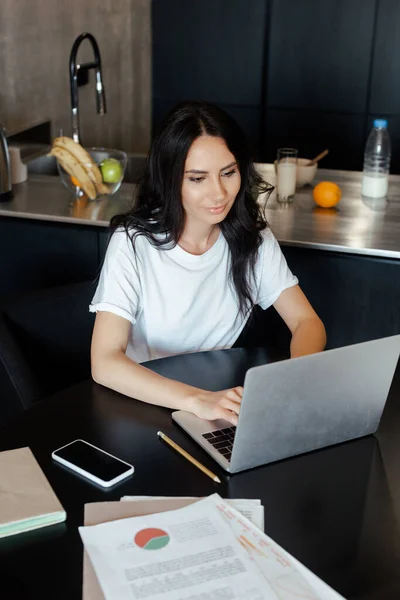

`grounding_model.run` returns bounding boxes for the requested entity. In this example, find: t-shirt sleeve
[89,230,141,325]
[255,228,299,310]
